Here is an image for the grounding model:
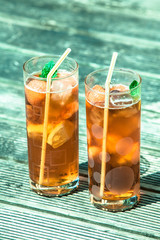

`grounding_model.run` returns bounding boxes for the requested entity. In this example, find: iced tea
[85,68,141,211]
[23,56,79,196]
